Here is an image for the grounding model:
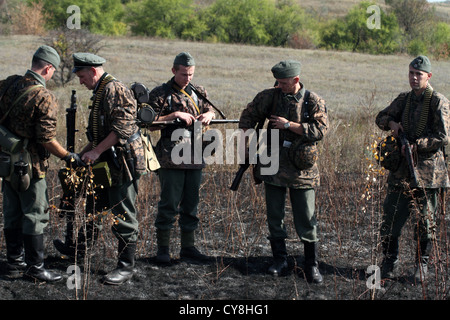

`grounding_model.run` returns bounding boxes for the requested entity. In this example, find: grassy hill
[1,34,449,172]
[195,0,450,22]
